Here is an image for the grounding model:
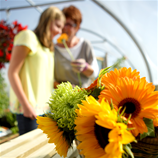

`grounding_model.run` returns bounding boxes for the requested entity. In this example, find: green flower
[48,82,88,131]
